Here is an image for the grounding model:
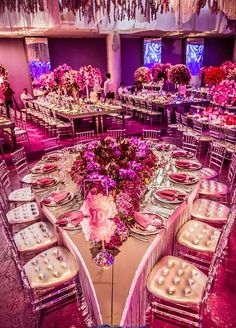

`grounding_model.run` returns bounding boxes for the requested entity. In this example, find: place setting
[171,149,195,159]
[168,172,199,185]
[175,159,202,171]
[31,176,60,190]
[42,152,63,162]
[31,162,58,175]
[41,189,74,207]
